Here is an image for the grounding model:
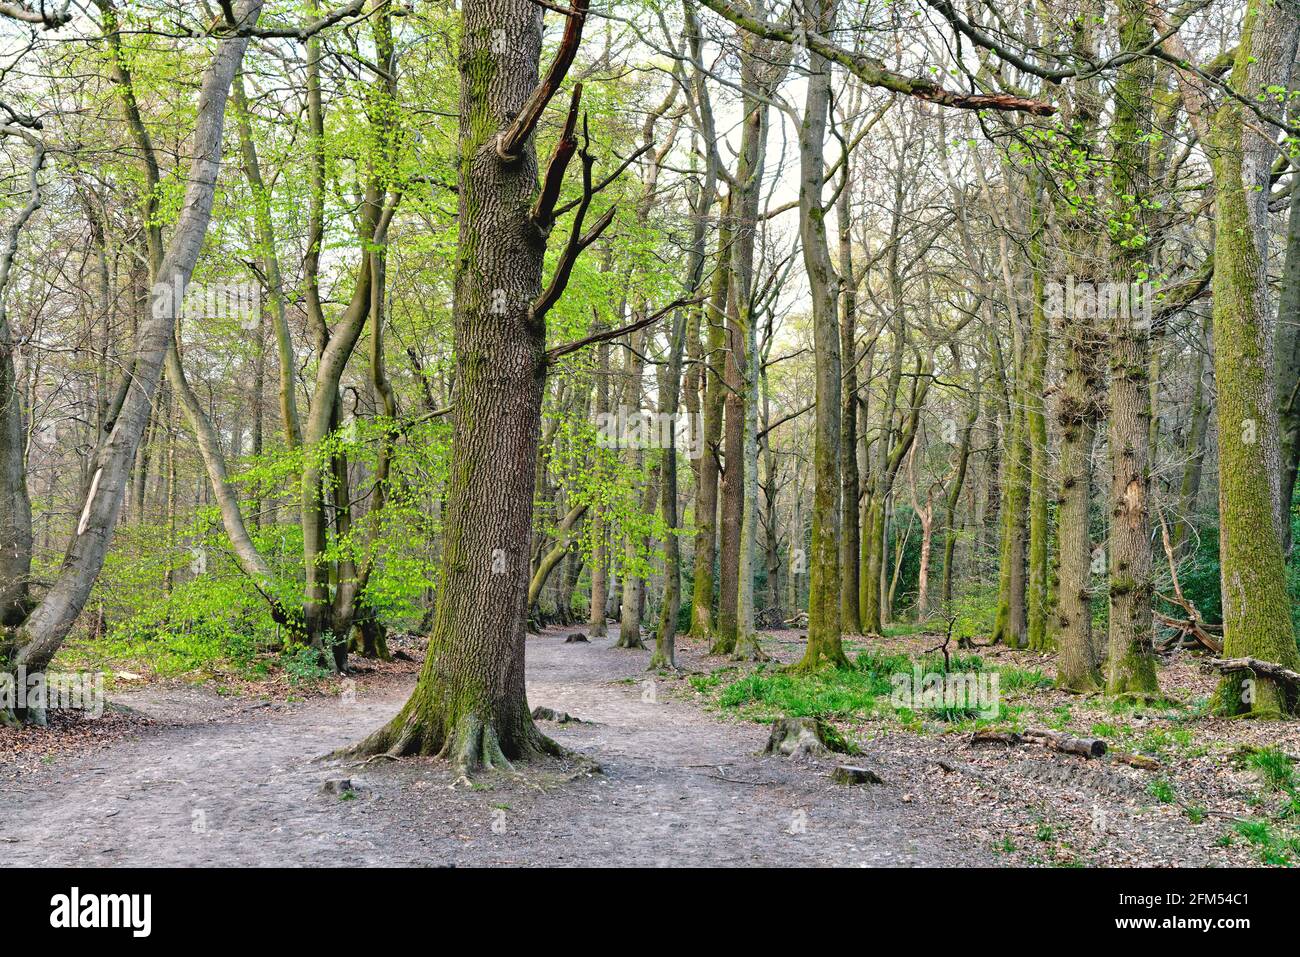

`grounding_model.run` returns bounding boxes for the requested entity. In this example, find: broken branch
[497,0,590,161]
